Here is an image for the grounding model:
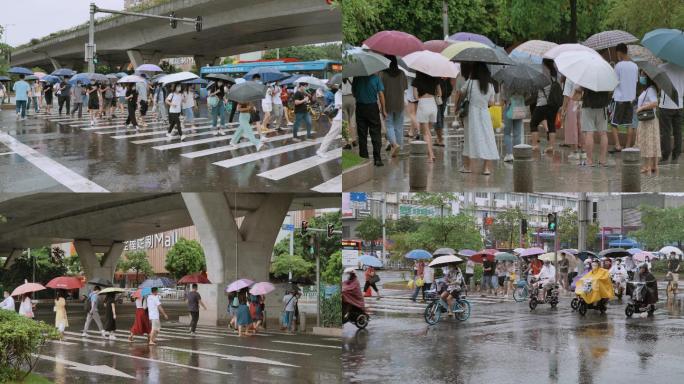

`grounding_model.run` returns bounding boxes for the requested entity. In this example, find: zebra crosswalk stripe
[213,137,324,169]
[310,174,341,192]
[180,133,290,158]
[257,148,341,181]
